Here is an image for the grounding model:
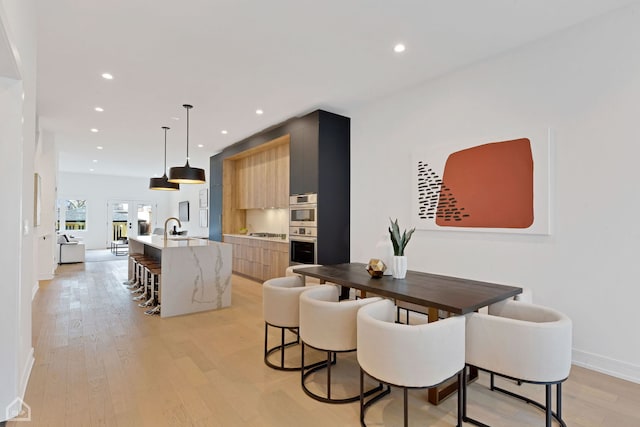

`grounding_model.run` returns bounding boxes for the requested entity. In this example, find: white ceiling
[34,0,633,179]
